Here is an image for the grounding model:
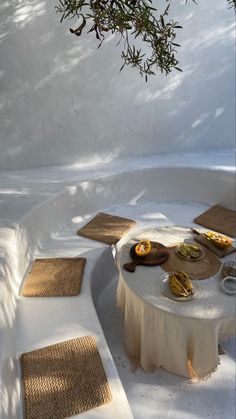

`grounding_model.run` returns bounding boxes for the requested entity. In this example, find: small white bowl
[221,276,236,295]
